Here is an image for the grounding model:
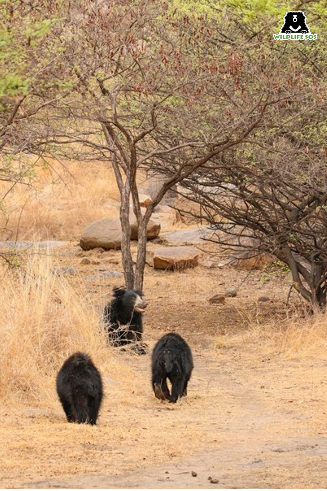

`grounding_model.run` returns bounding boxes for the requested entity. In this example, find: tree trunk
[276,247,327,310]
[134,215,149,291]
[311,262,327,309]
[120,186,135,289]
